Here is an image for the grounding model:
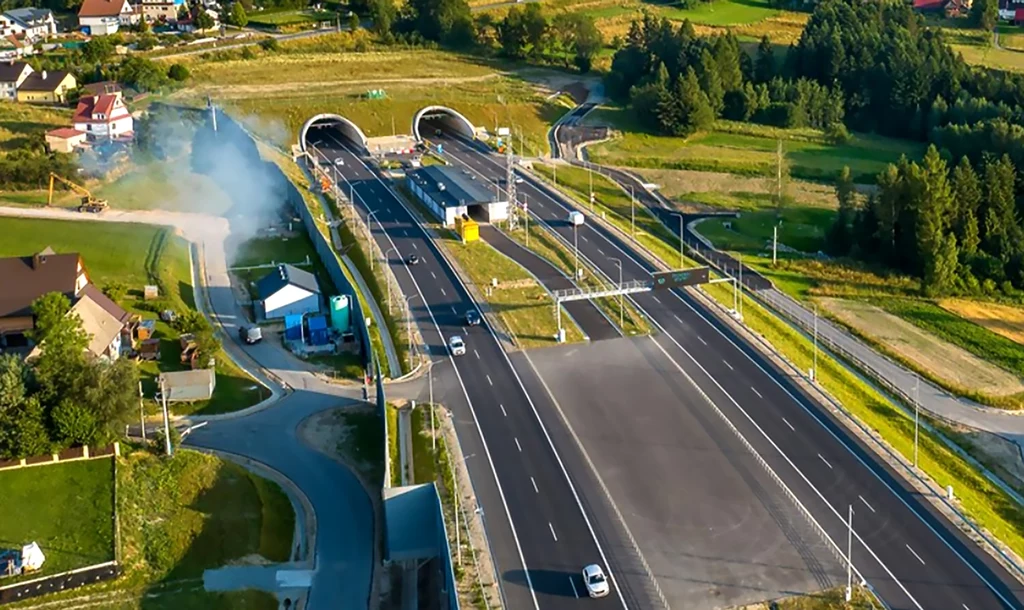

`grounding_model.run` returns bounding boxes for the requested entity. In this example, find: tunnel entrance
[300,114,369,154]
[412,106,476,142]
